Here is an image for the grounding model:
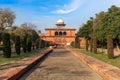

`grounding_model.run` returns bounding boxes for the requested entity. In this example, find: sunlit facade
[39,19,76,46]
